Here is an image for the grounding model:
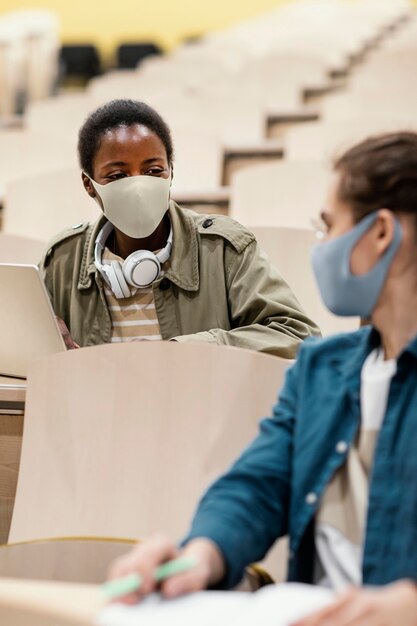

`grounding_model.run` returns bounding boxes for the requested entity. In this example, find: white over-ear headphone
[94,220,173,298]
